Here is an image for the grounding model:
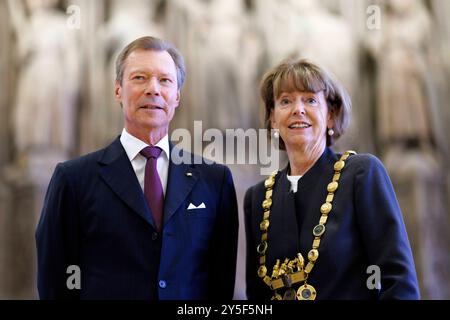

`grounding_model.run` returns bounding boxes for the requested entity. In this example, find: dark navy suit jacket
[36,137,239,300]
[244,147,420,300]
